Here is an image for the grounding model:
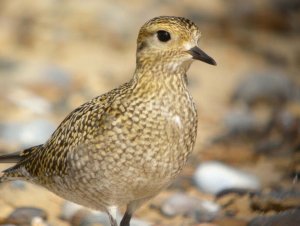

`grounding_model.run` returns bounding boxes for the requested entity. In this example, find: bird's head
[136,16,216,72]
